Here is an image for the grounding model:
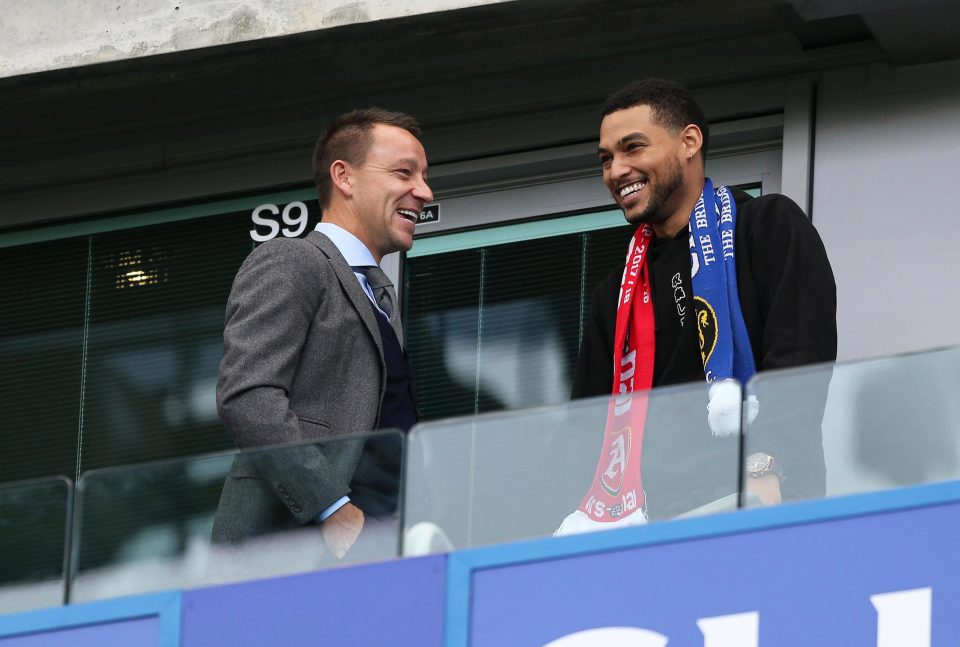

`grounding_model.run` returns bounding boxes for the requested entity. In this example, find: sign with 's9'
[250,201,311,242]
[250,200,437,242]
